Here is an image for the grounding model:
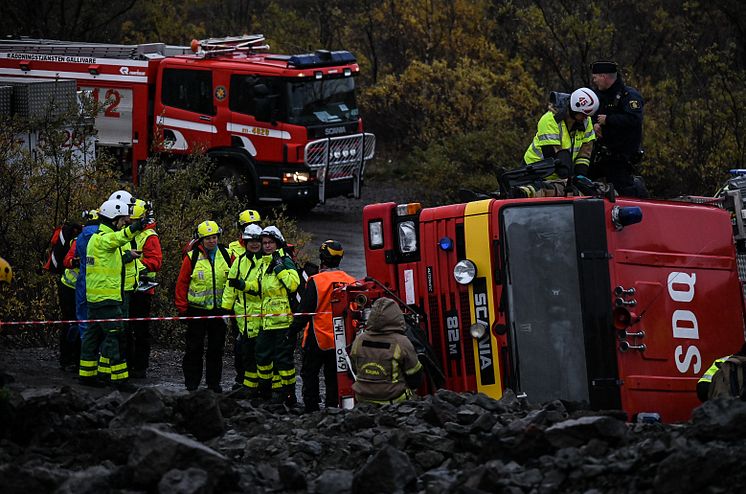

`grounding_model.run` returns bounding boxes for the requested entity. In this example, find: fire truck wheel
[214,165,253,201]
